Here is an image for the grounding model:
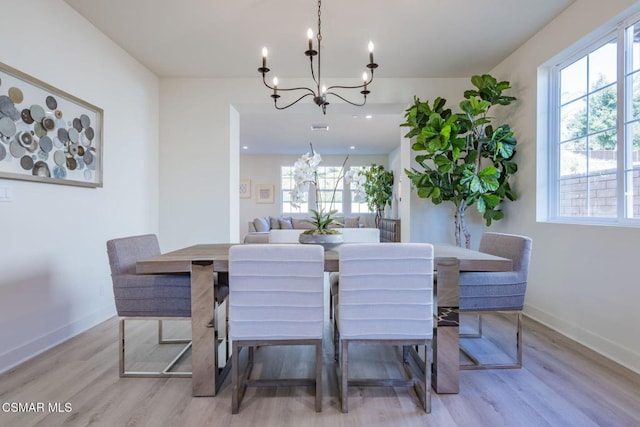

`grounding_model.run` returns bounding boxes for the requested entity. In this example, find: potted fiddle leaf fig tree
[360,164,394,227]
[348,164,394,226]
[400,74,518,248]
